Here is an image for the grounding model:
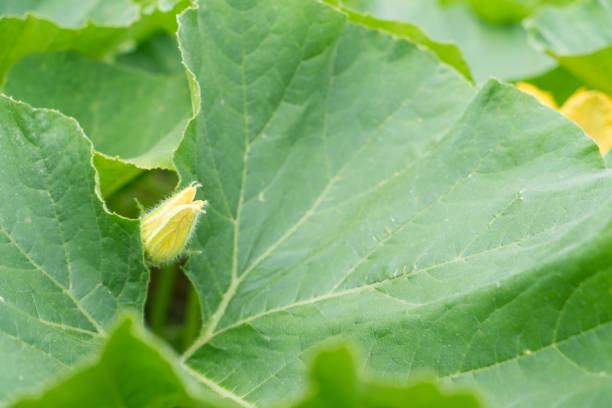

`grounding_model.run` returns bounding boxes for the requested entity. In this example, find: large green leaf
[0,95,148,404]
[0,0,189,84]
[173,0,612,407]
[341,0,555,82]
[11,315,234,408]
[4,50,192,169]
[527,0,612,94]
